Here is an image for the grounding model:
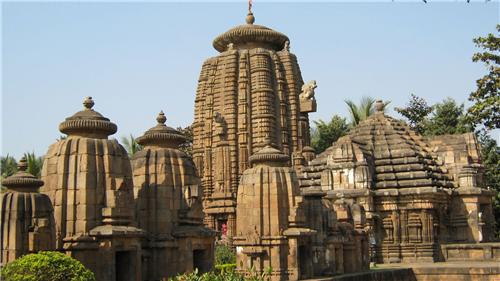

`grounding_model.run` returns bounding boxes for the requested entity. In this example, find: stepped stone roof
[311,100,452,189]
[136,111,186,148]
[2,157,43,192]
[212,12,289,52]
[59,96,117,137]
